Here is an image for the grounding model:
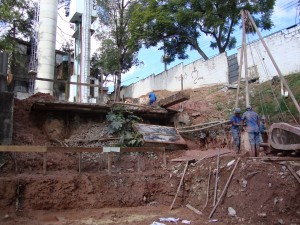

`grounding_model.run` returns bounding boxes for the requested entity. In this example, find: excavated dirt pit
[0,93,299,224]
